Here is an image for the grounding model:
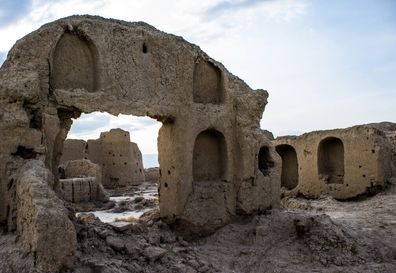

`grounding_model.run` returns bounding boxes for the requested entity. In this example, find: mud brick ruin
[60,128,145,187]
[275,123,396,199]
[59,159,108,203]
[0,16,279,271]
[0,15,395,273]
